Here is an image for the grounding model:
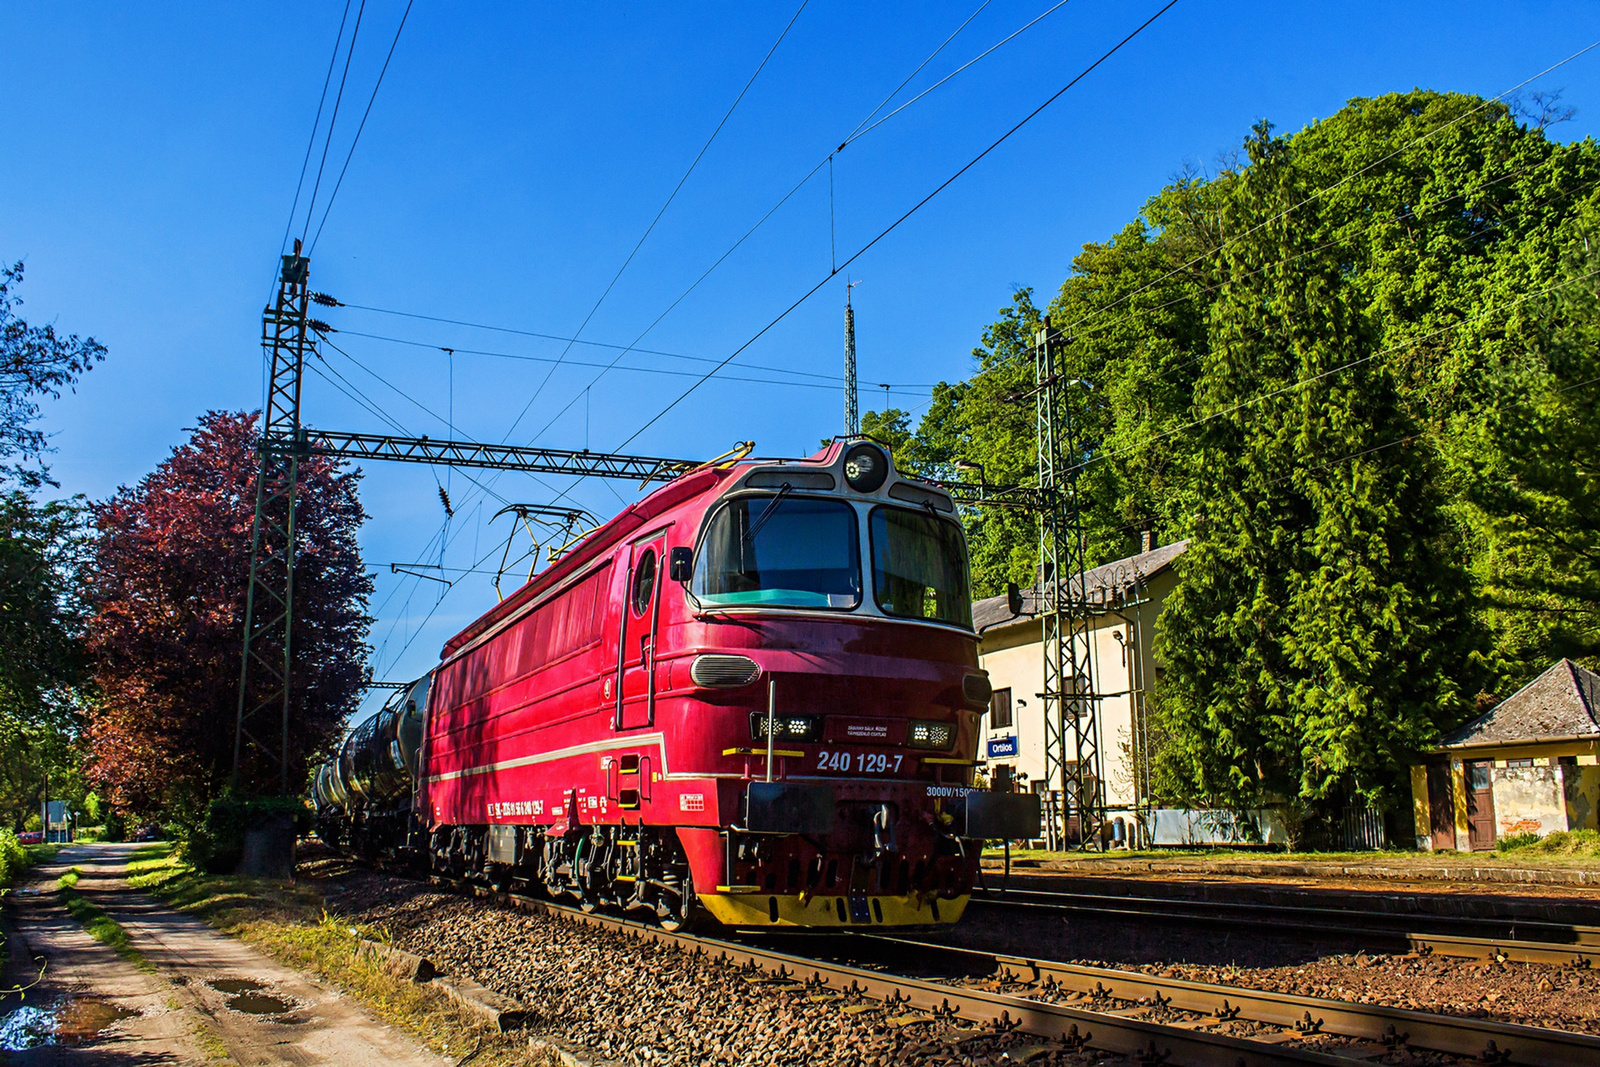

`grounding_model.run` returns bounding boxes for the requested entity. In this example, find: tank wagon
[314,439,1039,929]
